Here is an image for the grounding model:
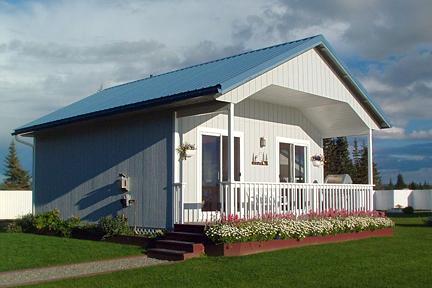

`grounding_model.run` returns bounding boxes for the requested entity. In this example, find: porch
[171,94,376,224]
[171,48,382,224]
[174,182,374,223]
